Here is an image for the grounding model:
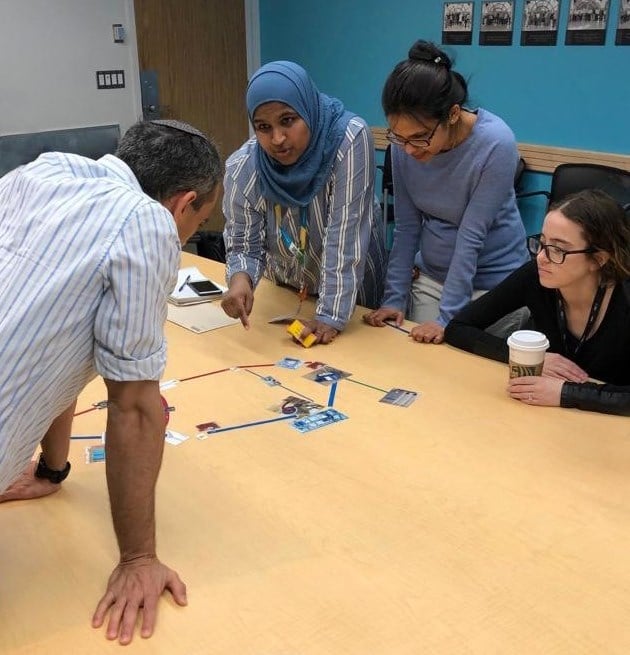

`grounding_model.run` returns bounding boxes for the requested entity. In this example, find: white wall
[0,0,142,136]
